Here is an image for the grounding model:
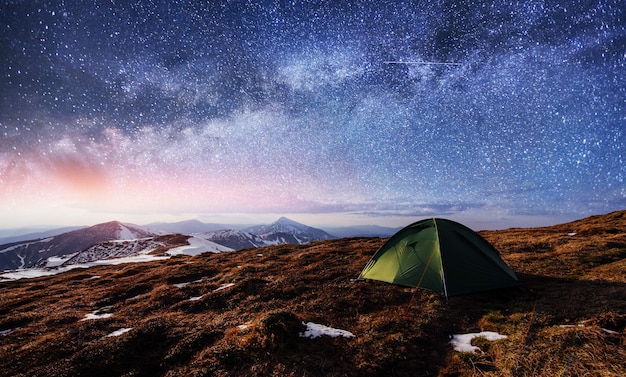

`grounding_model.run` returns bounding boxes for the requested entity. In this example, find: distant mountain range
[143,220,244,234]
[0,217,368,272]
[0,221,155,271]
[0,226,87,245]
